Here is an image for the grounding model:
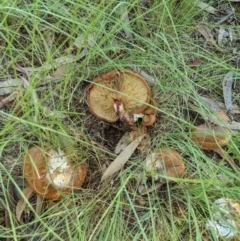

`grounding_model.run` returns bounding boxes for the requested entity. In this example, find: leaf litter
[101,134,146,182]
